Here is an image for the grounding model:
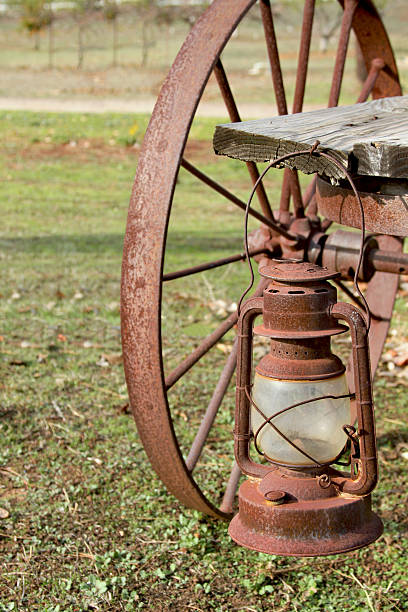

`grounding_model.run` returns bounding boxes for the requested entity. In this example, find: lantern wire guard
[238,142,369,471]
[246,388,355,469]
